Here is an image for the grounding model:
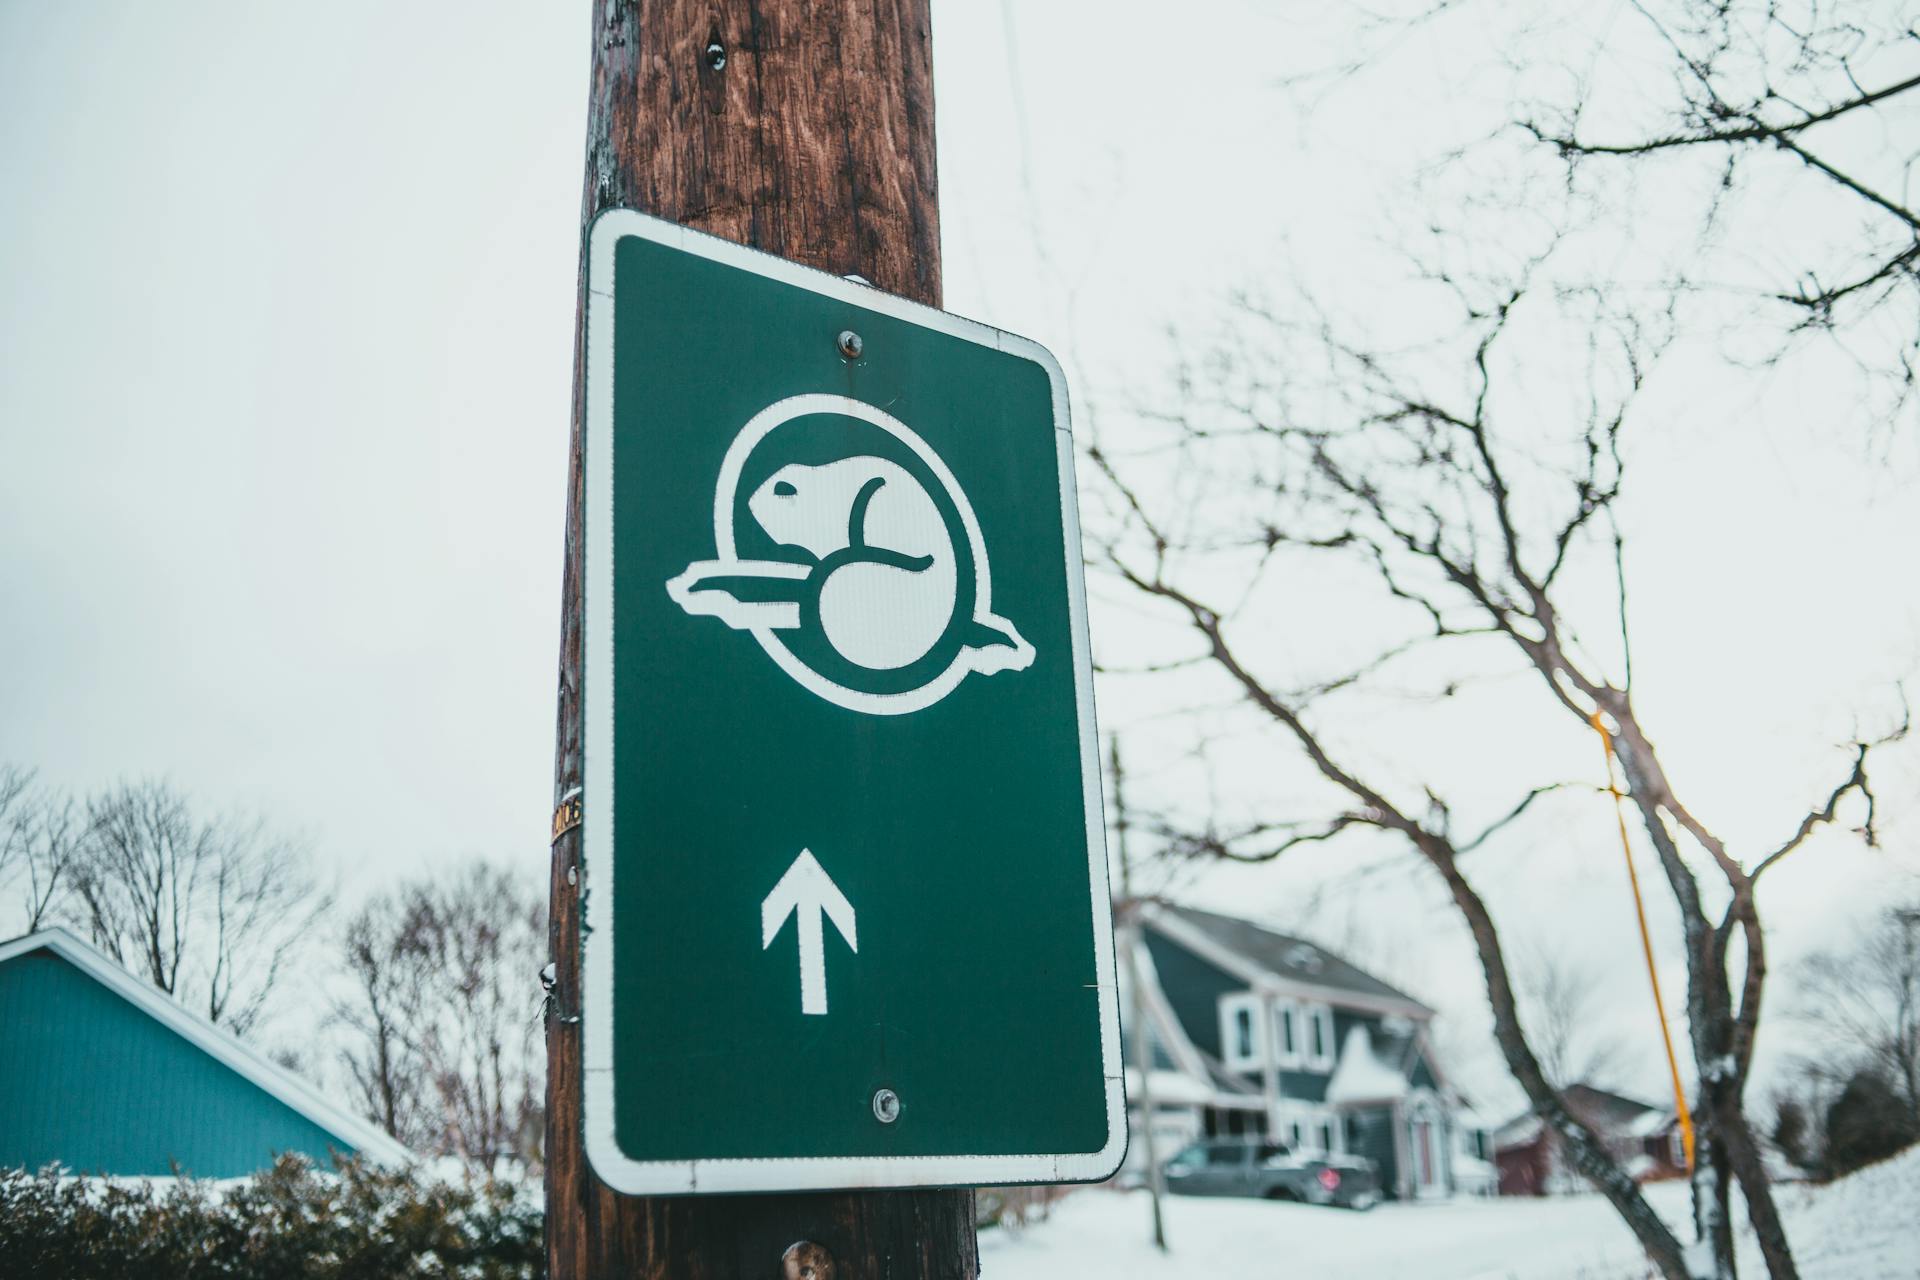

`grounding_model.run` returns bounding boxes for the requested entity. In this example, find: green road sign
[581,210,1124,1194]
